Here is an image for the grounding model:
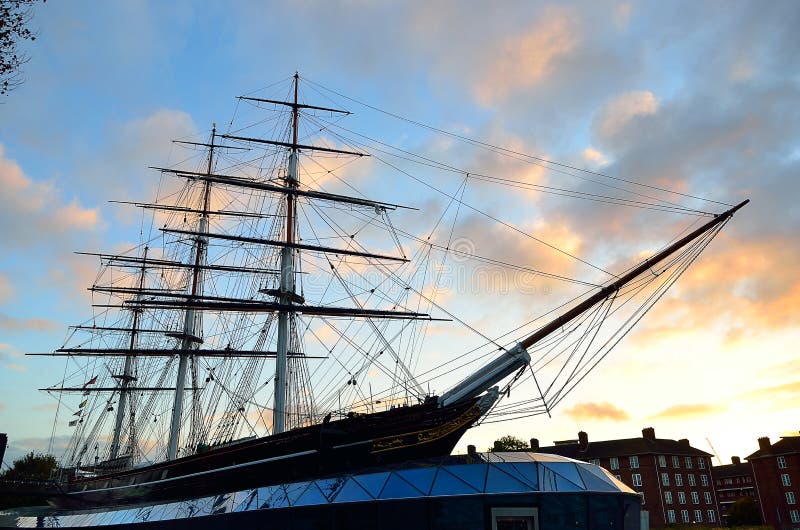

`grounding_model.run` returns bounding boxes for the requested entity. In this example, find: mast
[166,125,215,460]
[109,246,147,460]
[438,199,749,408]
[274,73,300,434]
